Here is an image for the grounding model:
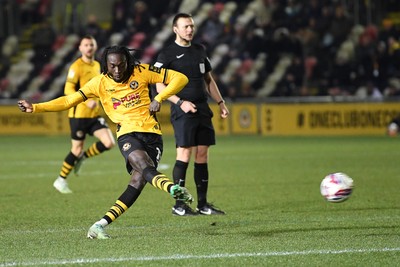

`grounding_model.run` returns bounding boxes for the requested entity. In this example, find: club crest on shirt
[130,81,139,90]
[122,142,131,151]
